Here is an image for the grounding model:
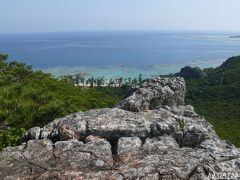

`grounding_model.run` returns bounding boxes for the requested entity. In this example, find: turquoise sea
[0,31,240,78]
